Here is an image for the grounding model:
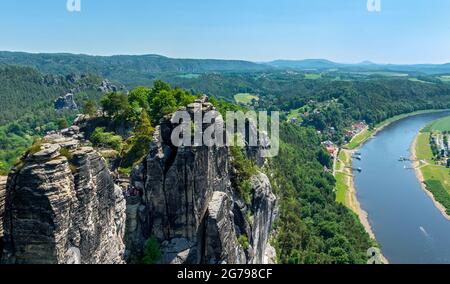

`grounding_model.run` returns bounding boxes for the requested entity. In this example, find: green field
[176,73,201,79]
[234,93,259,105]
[286,105,311,122]
[335,172,347,204]
[439,76,450,82]
[335,151,350,204]
[429,116,450,132]
[415,133,433,160]
[408,77,432,84]
[304,73,322,80]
